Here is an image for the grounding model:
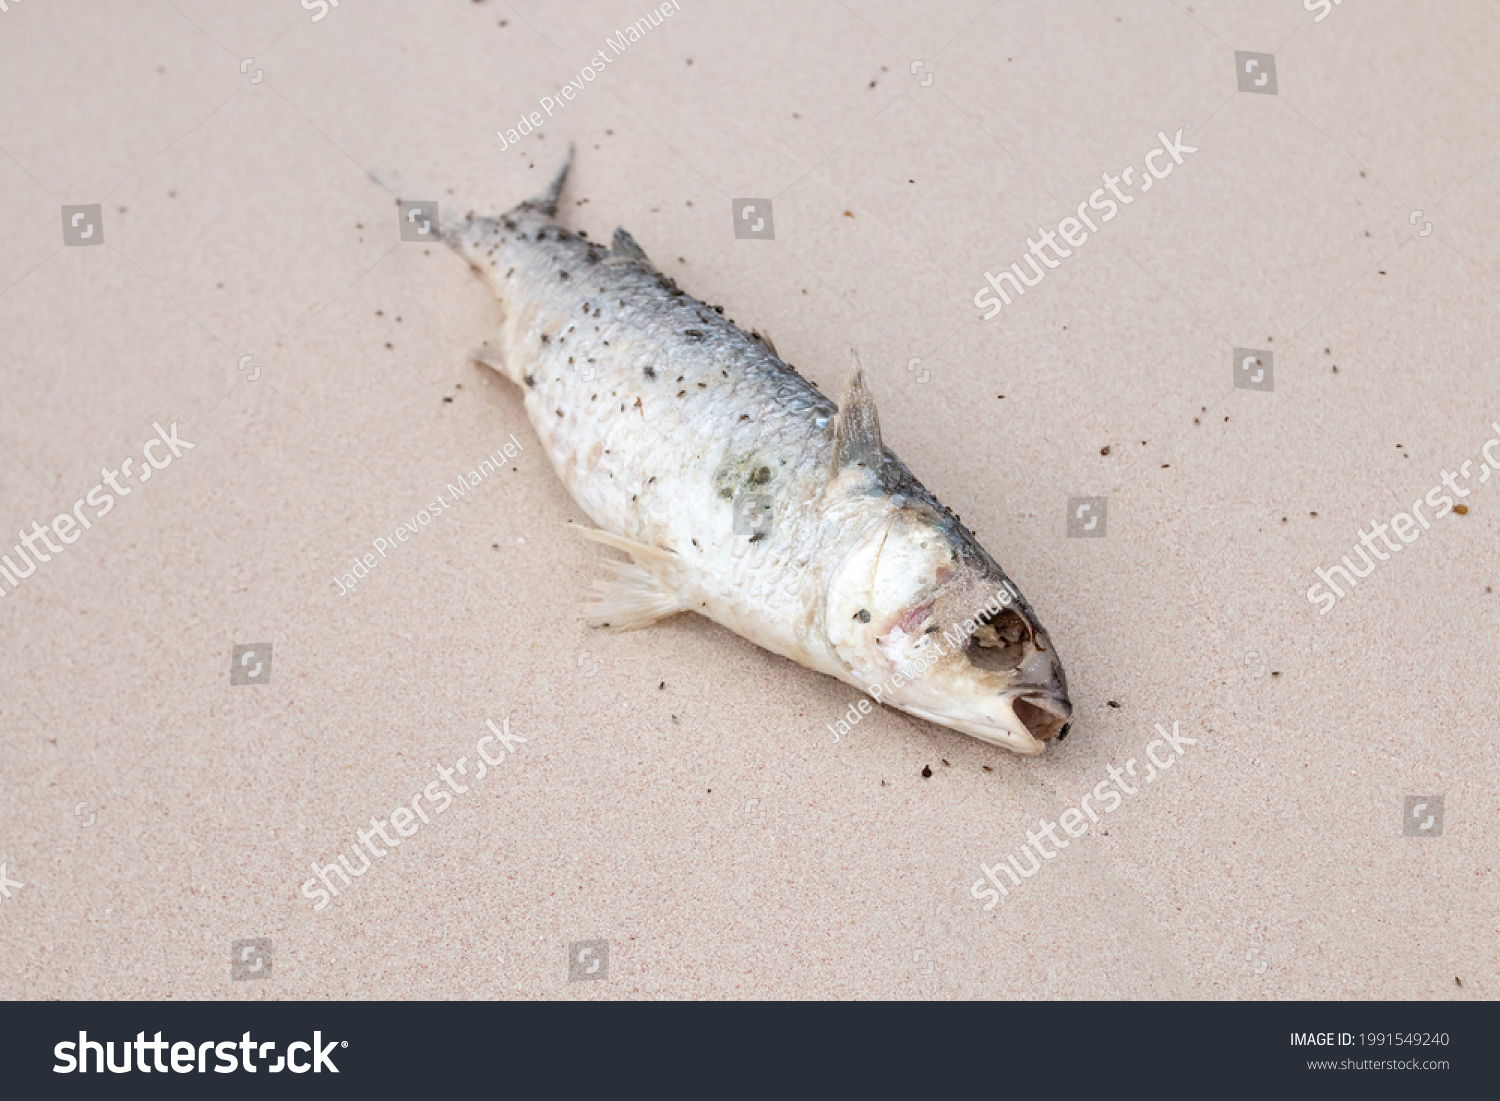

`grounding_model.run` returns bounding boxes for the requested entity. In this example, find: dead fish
[444,149,1072,755]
